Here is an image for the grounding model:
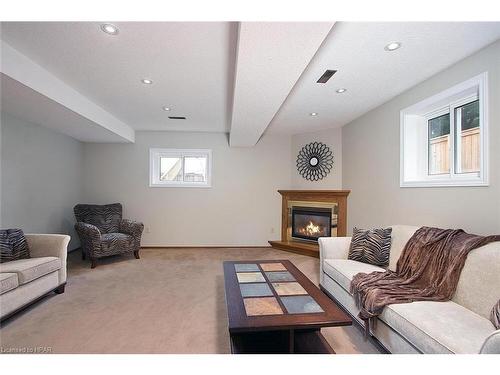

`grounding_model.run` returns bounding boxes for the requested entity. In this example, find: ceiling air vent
[316,69,337,84]
[168,116,186,120]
